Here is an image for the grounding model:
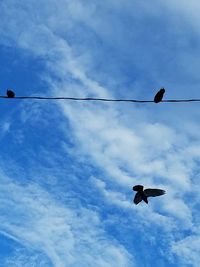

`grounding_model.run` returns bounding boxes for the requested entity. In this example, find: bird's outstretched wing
[133,192,142,204]
[144,188,166,197]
